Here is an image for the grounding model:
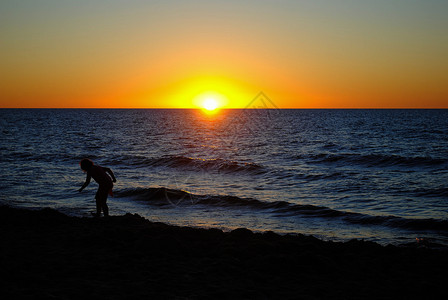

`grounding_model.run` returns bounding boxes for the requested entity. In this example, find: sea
[1,108,447,247]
